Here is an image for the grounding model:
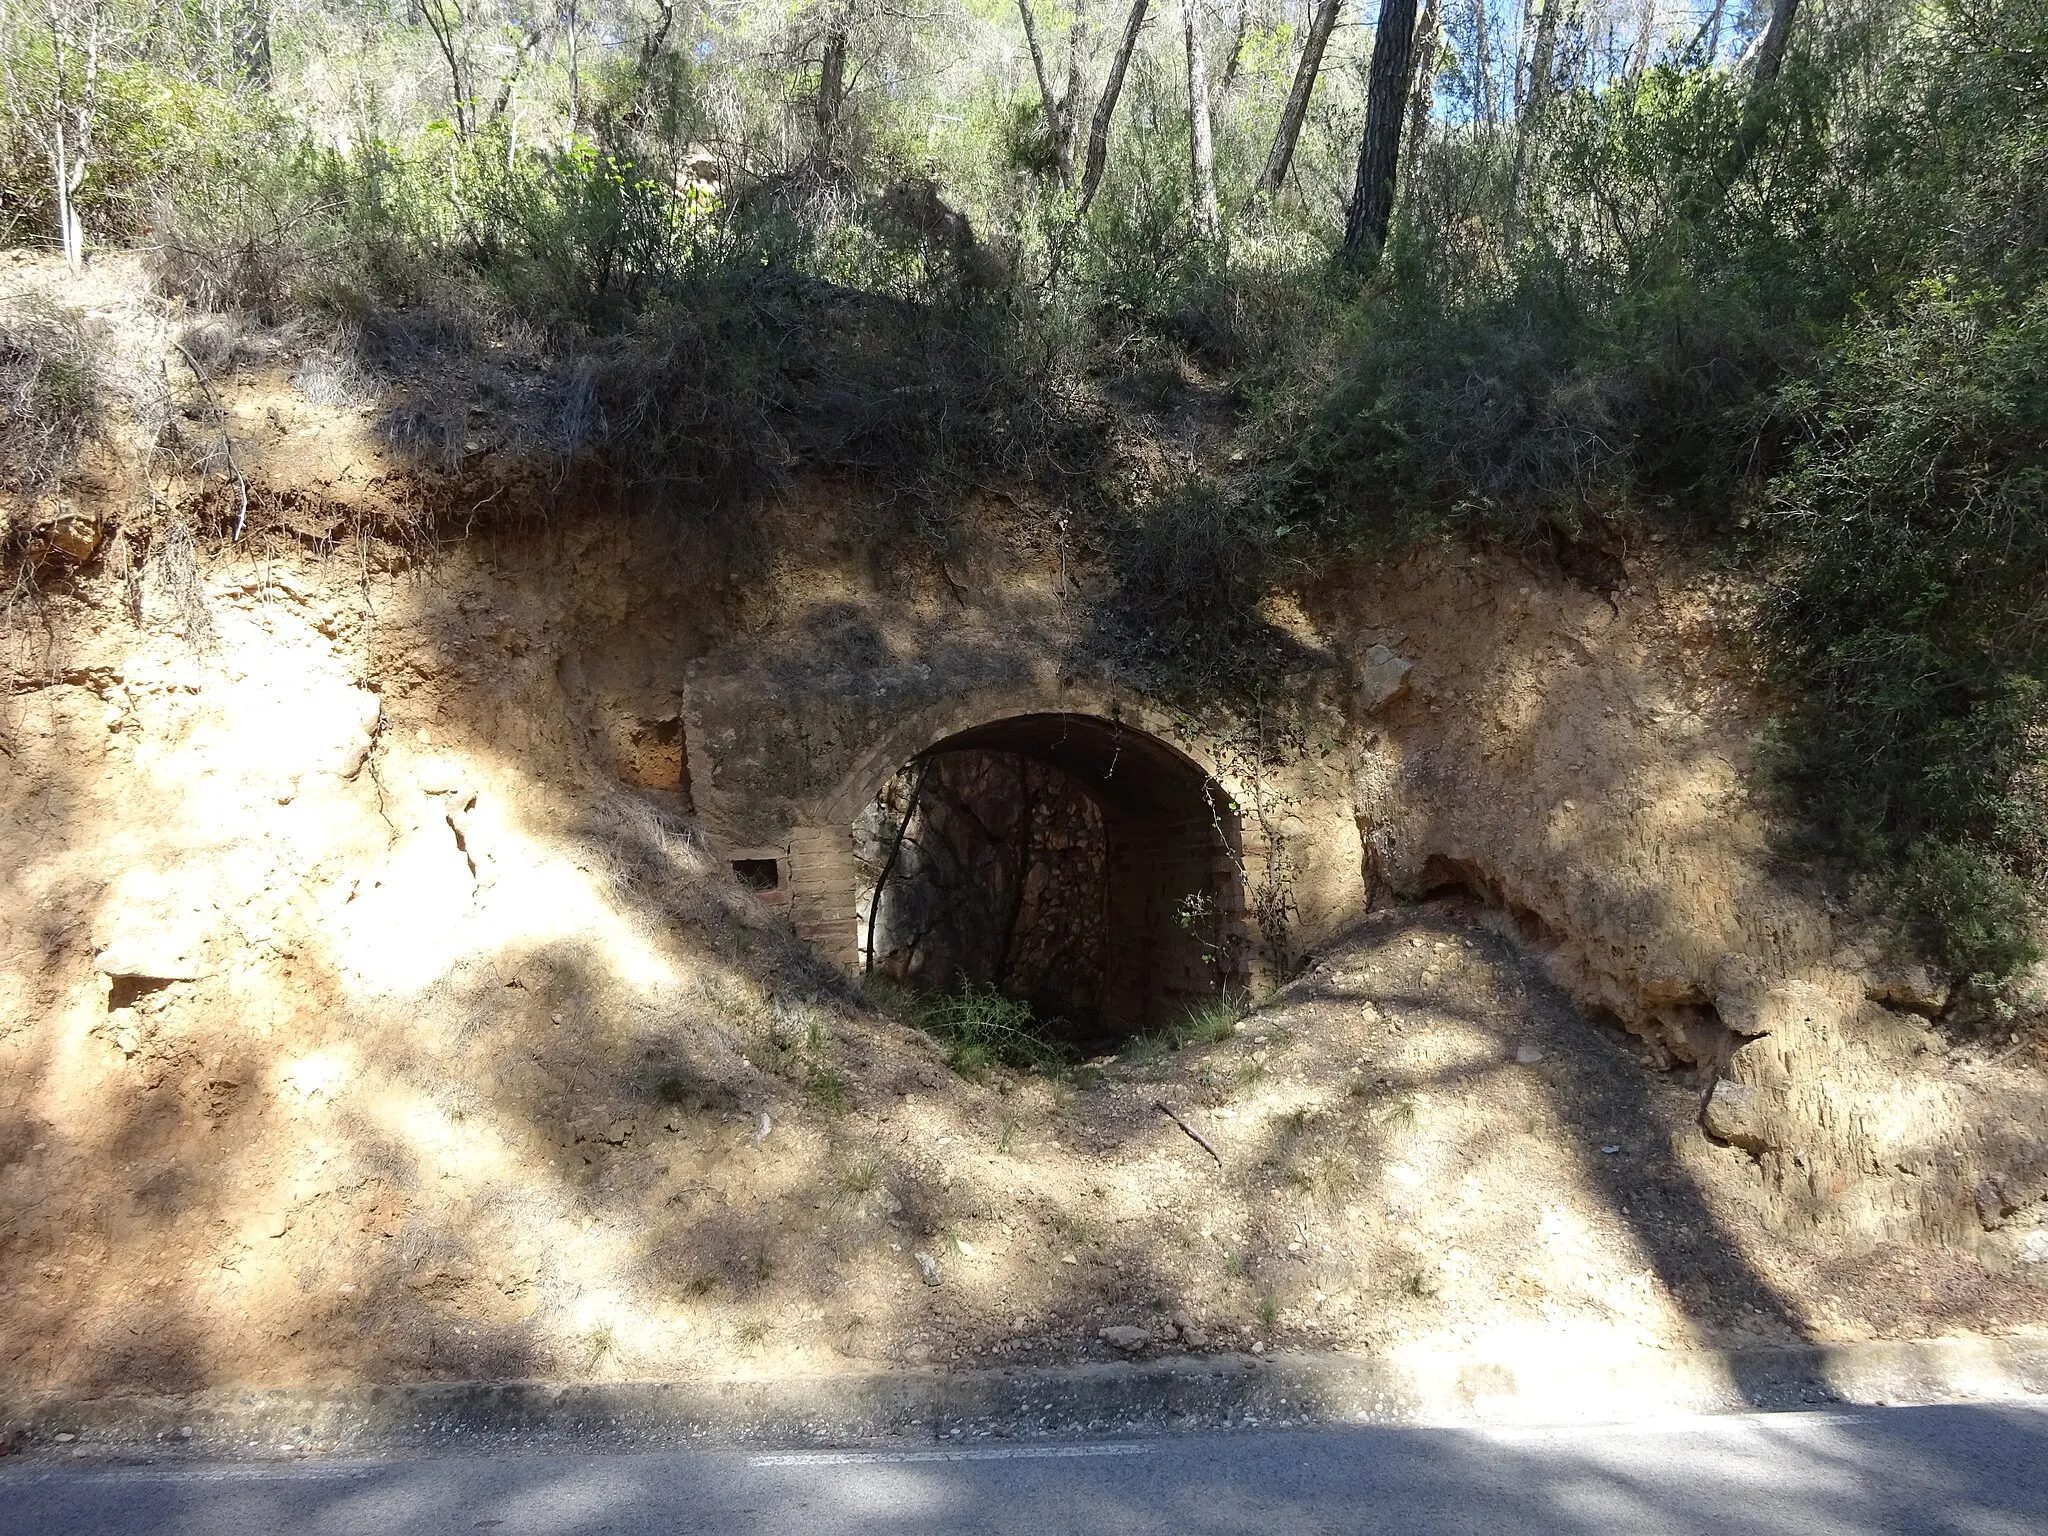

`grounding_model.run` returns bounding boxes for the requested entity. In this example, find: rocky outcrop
[1316,551,2048,1254]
